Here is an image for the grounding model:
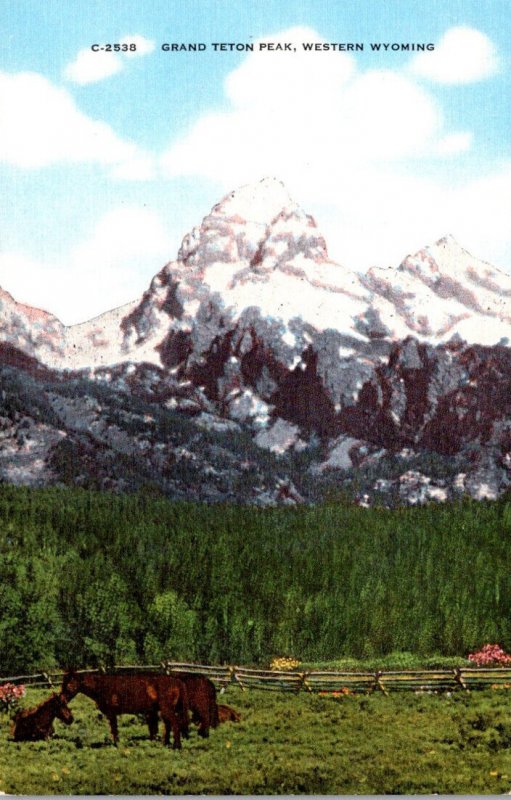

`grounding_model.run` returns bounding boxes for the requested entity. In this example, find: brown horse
[11,692,74,741]
[145,672,219,739]
[61,670,188,749]
[172,673,219,738]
